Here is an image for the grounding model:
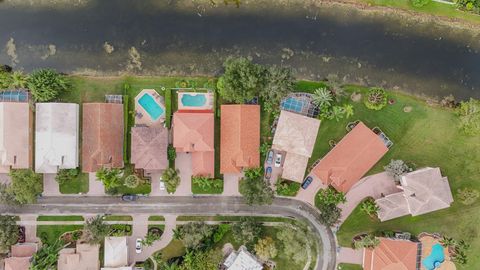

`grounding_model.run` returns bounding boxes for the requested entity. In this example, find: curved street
[0,196,336,270]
